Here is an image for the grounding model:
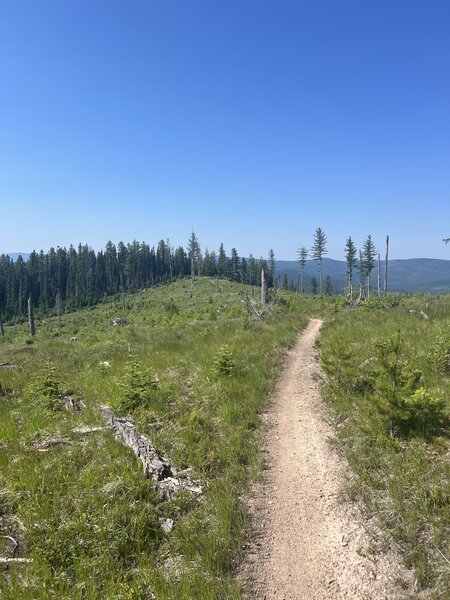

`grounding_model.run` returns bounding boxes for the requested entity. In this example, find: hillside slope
[0,278,313,598]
